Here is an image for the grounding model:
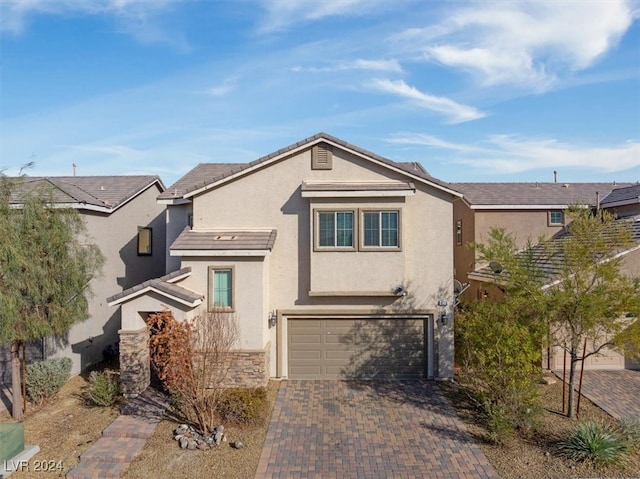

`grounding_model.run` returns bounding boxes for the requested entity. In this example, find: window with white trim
[209,267,233,310]
[548,210,564,226]
[362,210,400,248]
[456,220,463,246]
[316,210,354,249]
